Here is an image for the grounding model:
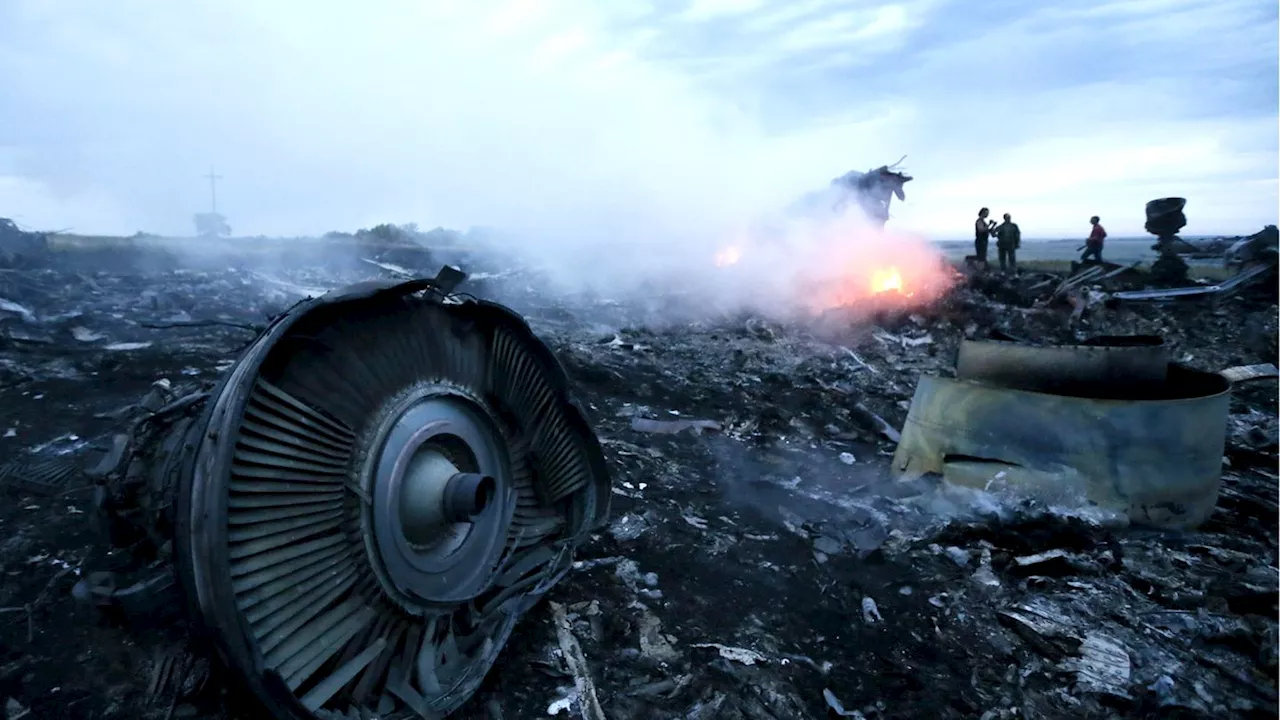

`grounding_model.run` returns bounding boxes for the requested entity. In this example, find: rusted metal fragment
[892,364,1230,530]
